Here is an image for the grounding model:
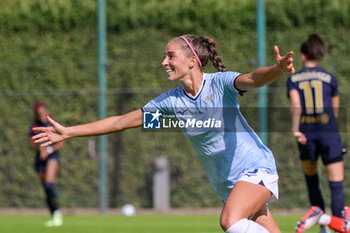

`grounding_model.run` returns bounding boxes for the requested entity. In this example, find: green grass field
[0,213,323,233]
